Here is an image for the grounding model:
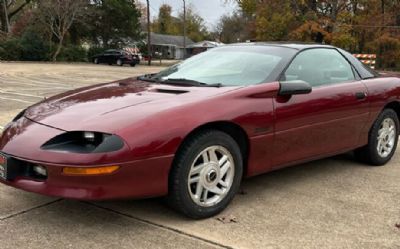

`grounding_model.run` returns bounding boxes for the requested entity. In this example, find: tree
[88,0,142,47]
[255,0,295,41]
[134,0,148,31]
[227,0,400,69]
[153,4,179,34]
[38,0,87,61]
[151,4,179,35]
[213,11,249,43]
[151,4,209,42]
[0,0,32,34]
[177,6,209,42]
